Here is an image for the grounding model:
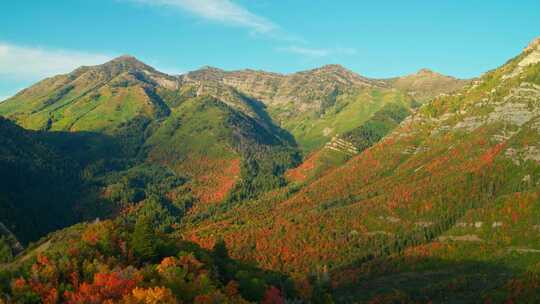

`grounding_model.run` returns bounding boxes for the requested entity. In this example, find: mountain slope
[0,56,174,132]
[181,65,427,153]
[0,117,110,243]
[1,57,464,218]
[0,57,301,243]
[182,37,540,301]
